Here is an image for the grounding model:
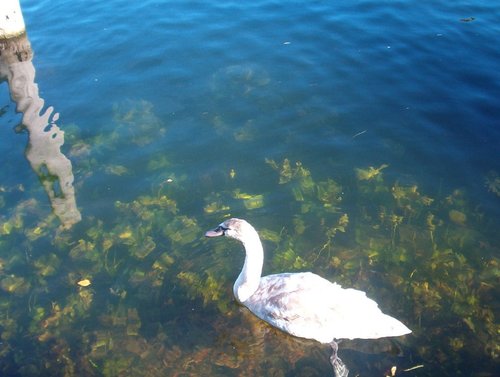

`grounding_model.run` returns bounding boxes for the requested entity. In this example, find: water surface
[0,0,498,376]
